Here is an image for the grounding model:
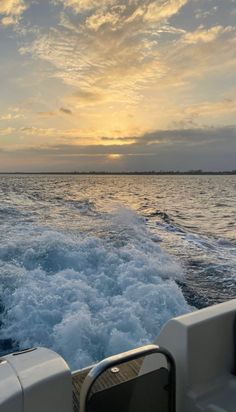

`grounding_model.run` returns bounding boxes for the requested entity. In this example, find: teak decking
[72,358,143,412]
